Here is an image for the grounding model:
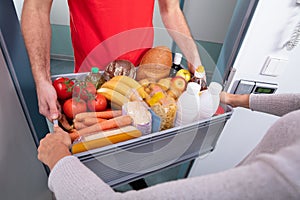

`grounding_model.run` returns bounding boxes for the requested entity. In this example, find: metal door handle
[285,22,300,51]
